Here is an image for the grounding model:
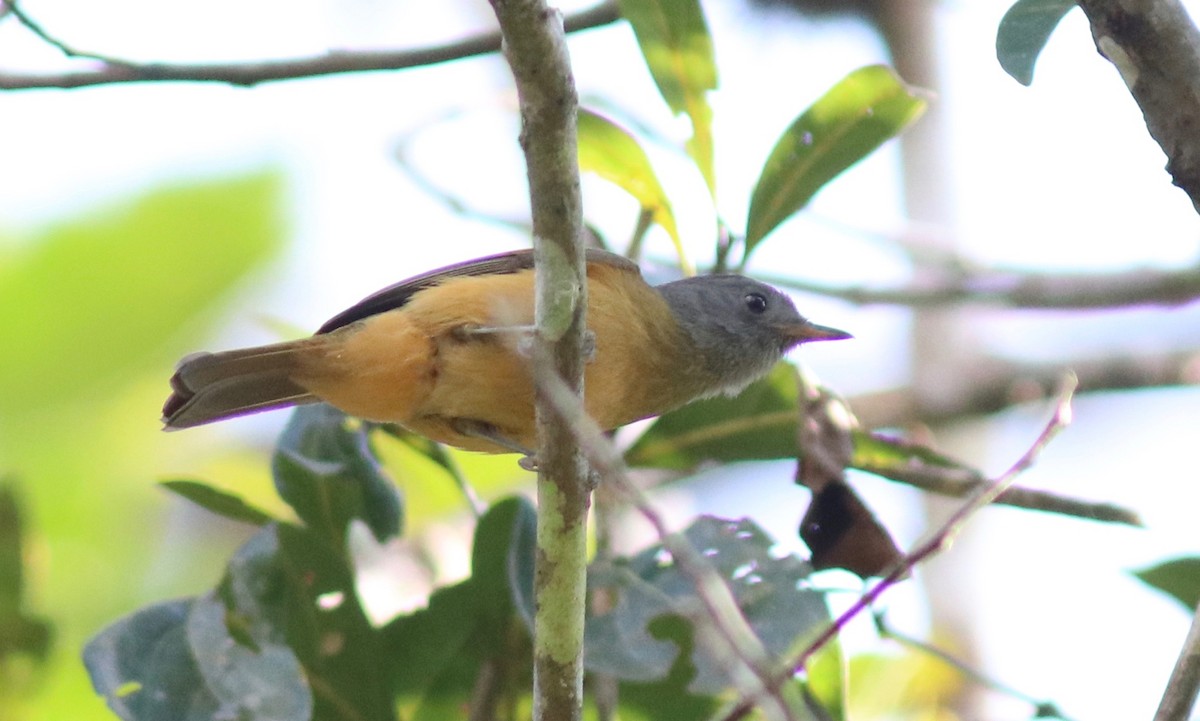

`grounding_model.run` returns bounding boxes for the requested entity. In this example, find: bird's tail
[162,340,322,429]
